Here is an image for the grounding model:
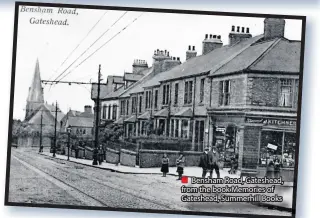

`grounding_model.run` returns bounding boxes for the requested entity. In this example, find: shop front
[209,113,297,181]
